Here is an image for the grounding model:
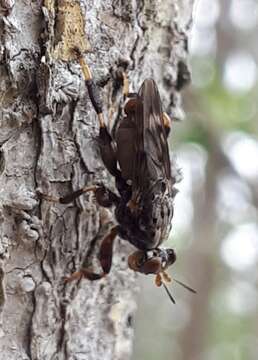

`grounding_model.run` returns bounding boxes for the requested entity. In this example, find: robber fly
[39,50,196,303]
